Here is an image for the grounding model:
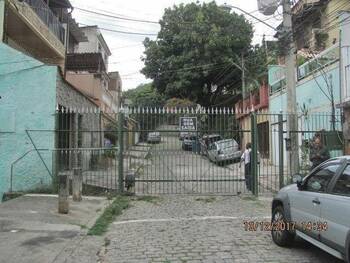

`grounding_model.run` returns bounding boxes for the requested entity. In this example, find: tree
[122,83,166,108]
[164,98,197,109]
[141,1,253,107]
[243,39,279,95]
